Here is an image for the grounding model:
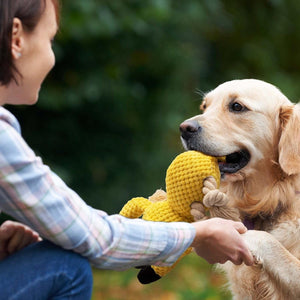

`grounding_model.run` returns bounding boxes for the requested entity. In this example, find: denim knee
[48,241,93,300]
[0,240,93,300]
